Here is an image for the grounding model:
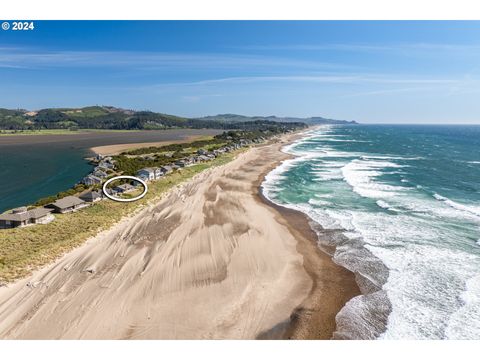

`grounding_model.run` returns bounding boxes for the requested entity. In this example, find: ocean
[0,129,221,213]
[262,124,480,339]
